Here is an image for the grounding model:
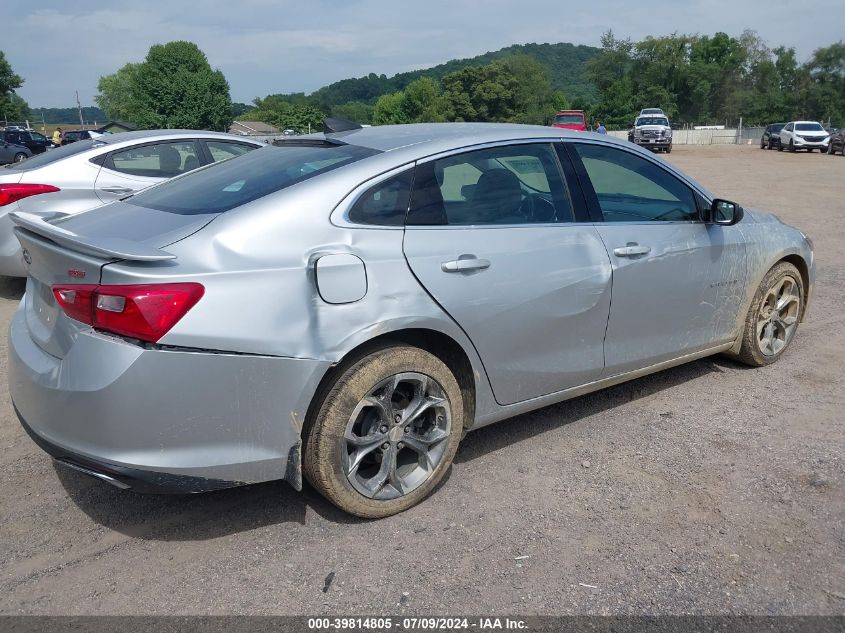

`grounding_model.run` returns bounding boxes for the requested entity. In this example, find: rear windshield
[795,123,825,132]
[127,143,381,215]
[636,117,669,127]
[554,114,585,124]
[3,139,100,170]
[768,123,785,132]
